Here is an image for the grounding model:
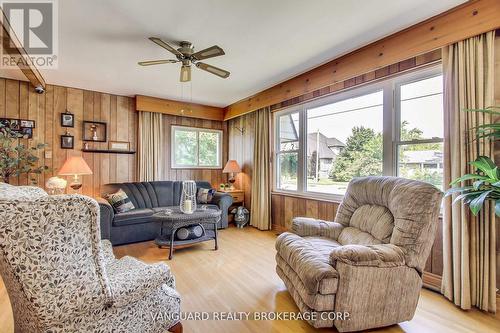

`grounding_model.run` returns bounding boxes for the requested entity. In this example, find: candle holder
[180,180,197,214]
